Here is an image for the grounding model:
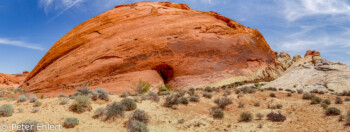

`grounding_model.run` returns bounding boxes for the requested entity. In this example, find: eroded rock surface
[263,50,350,93]
[23,2,285,93]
